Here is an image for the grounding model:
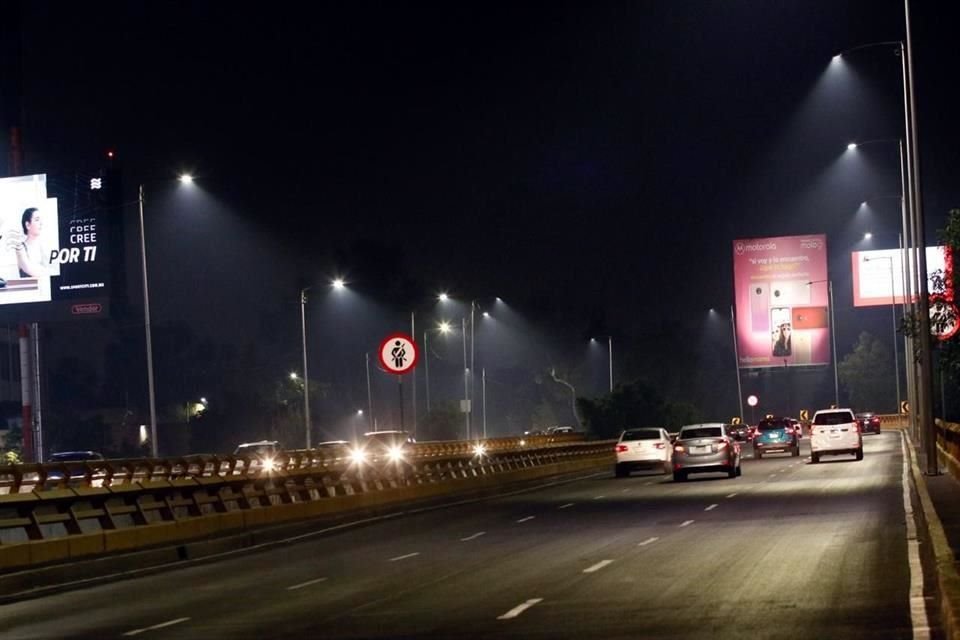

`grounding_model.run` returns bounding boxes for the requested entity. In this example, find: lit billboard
[733,235,830,368]
[851,246,950,307]
[0,173,113,321]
